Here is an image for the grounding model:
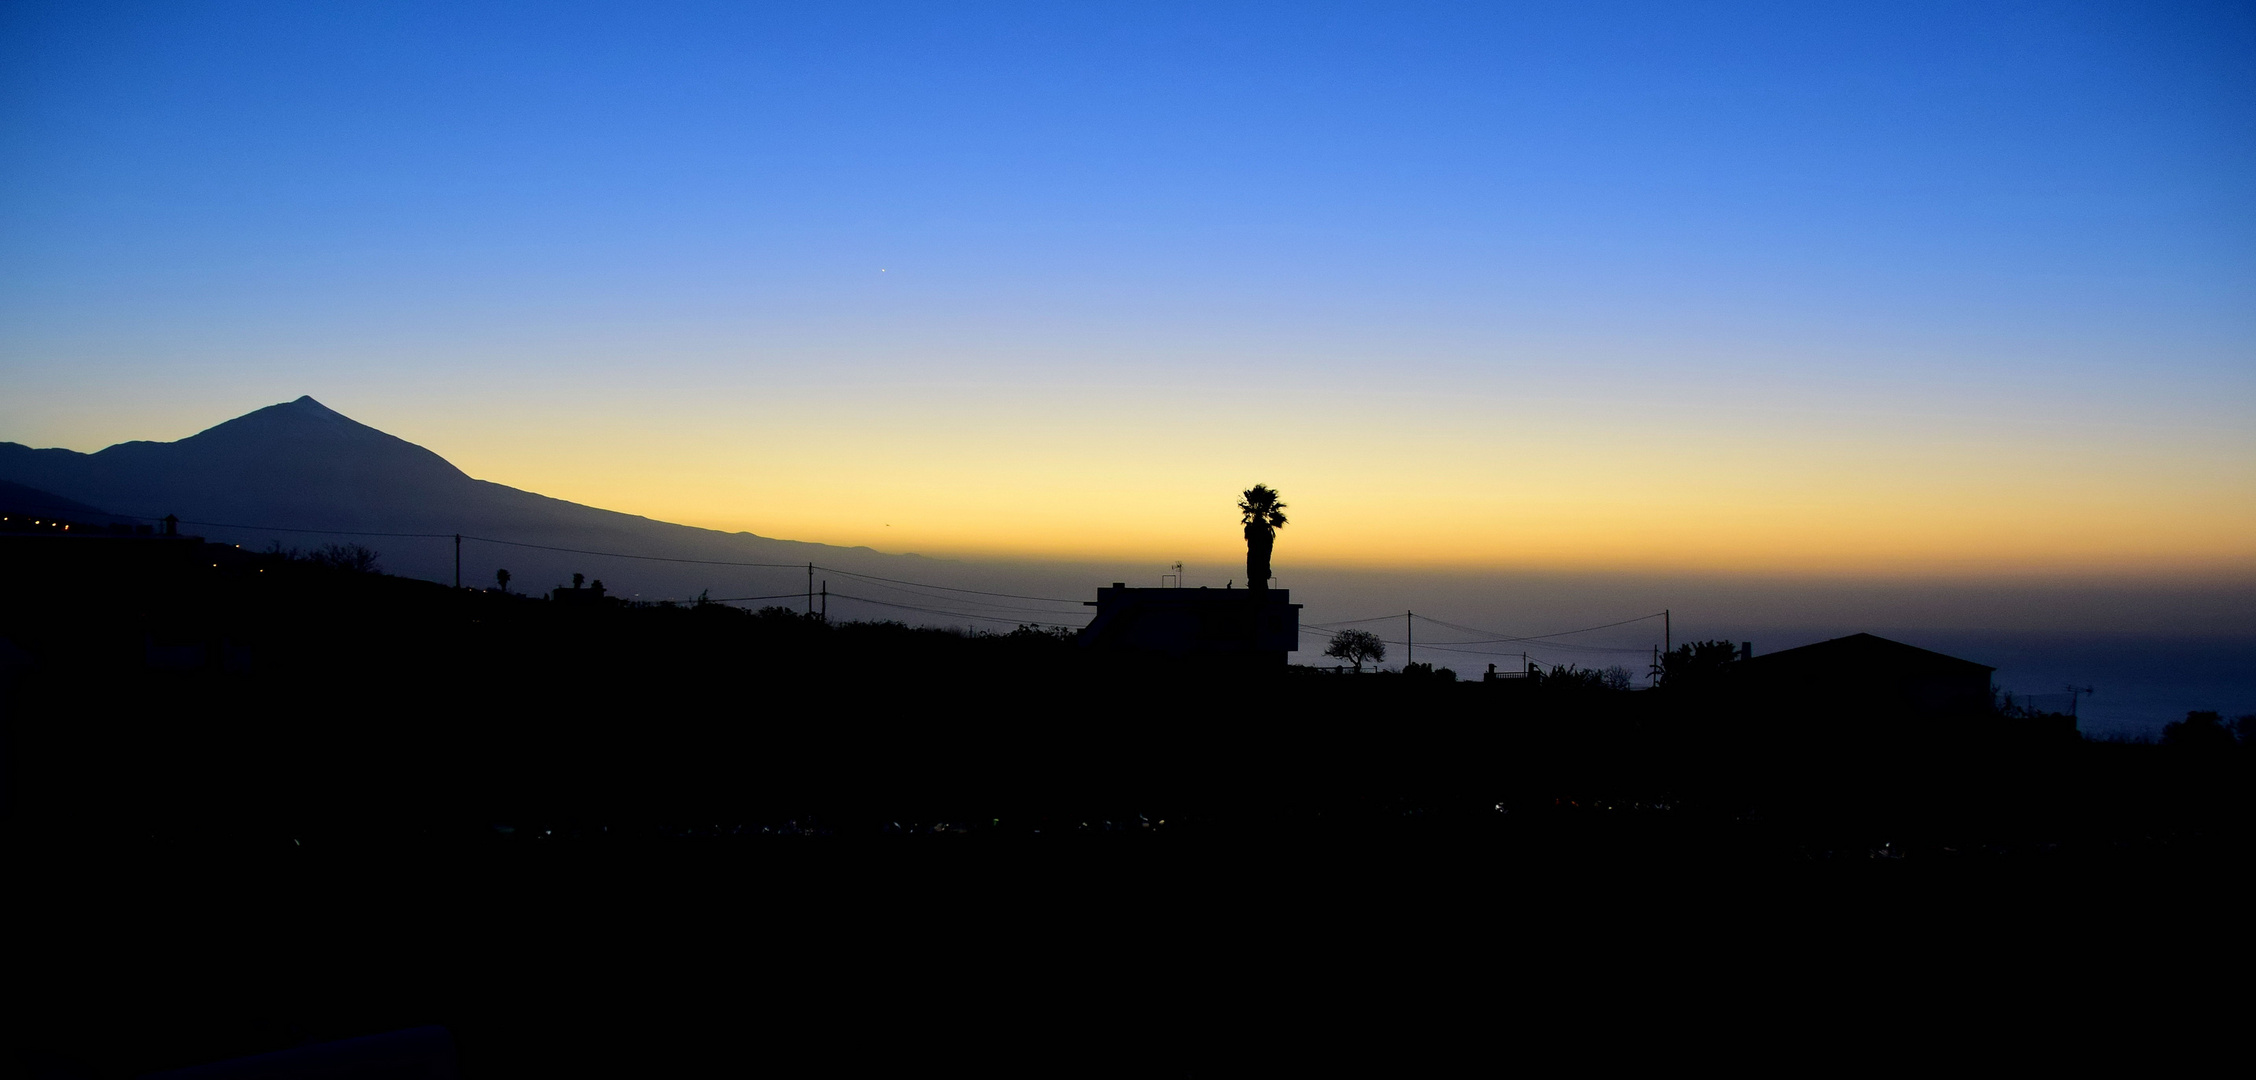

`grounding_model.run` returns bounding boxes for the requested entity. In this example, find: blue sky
[4,1,2251,571]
